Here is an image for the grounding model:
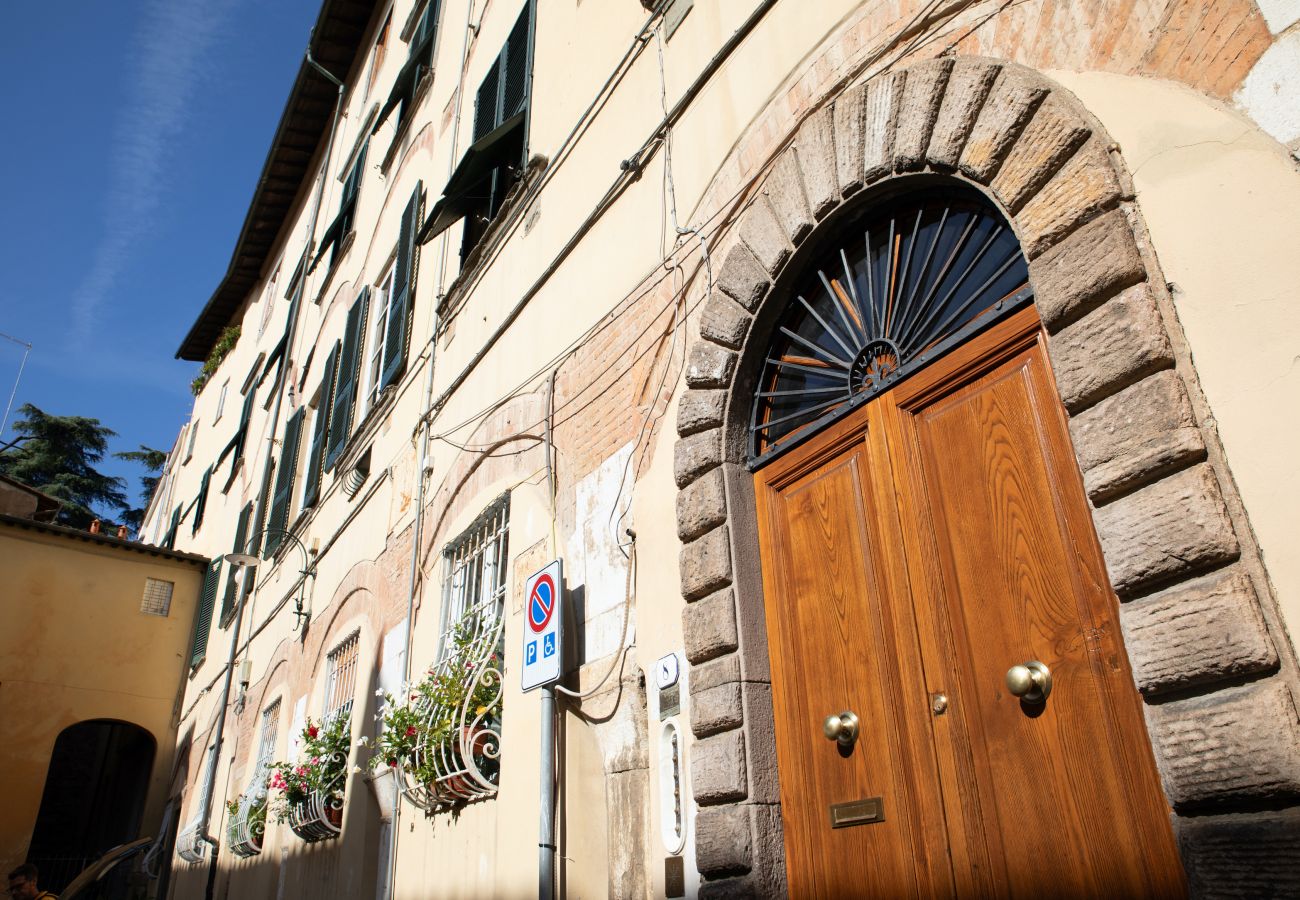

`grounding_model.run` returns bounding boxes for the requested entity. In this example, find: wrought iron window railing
[226,793,268,858]
[286,700,352,842]
[175,823,208,864]
[404,612,505,810]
